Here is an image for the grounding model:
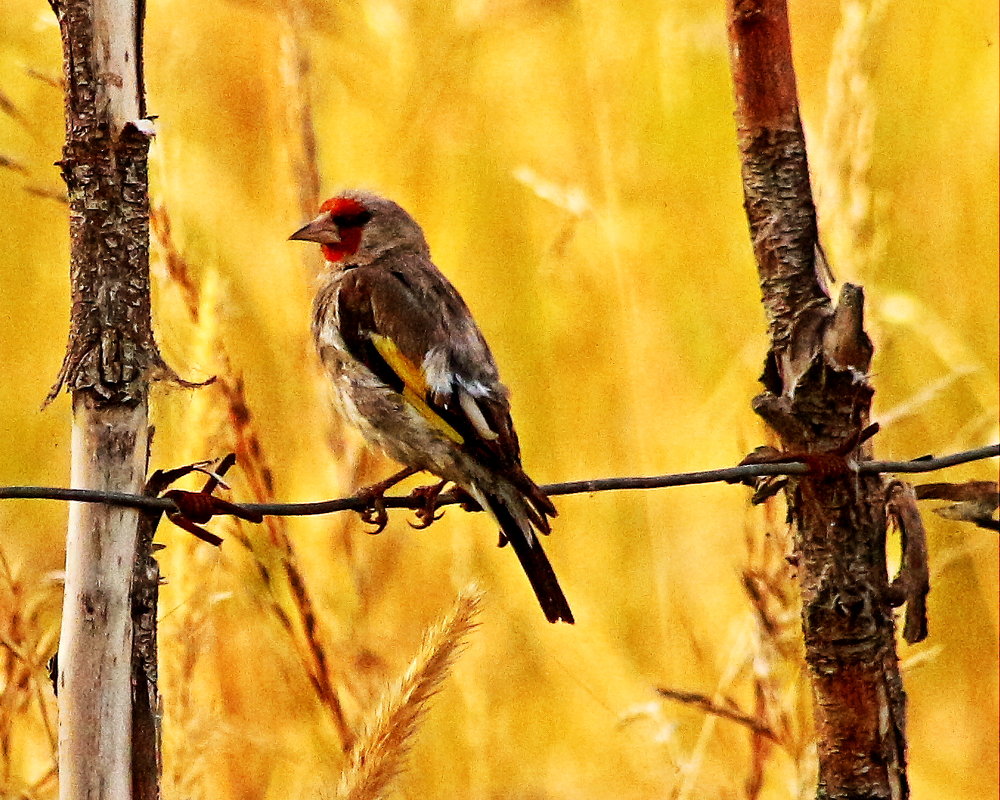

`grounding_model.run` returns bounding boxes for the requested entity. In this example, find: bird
[290,190,574,624]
